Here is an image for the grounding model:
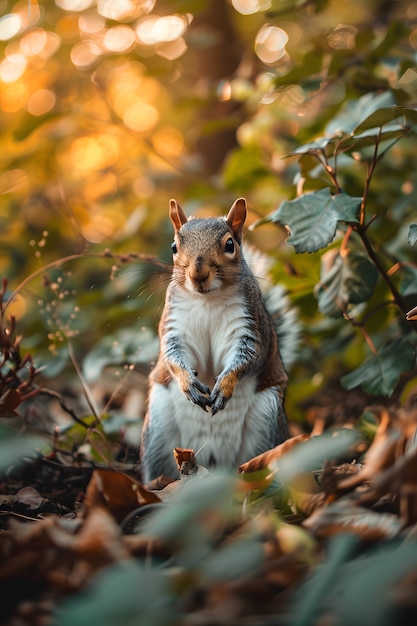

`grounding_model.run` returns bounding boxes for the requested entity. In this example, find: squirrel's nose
[189,268,209,285]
